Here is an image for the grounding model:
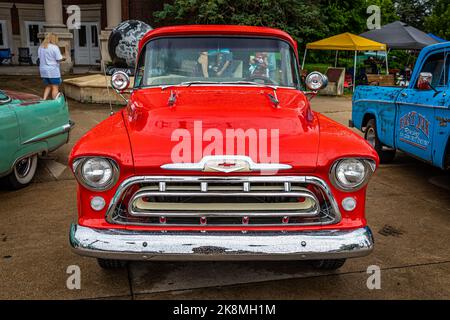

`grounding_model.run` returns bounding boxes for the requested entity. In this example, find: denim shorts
[42,77,62,85]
